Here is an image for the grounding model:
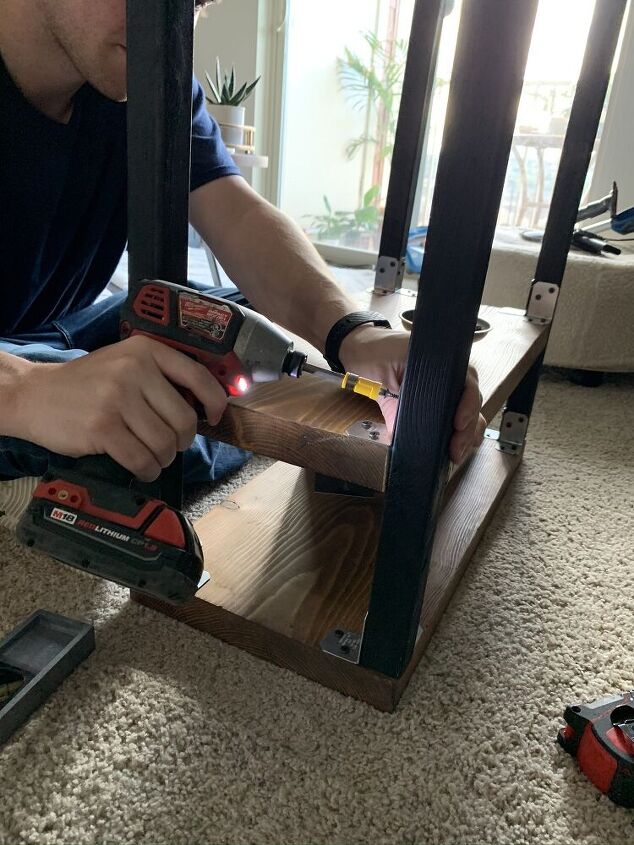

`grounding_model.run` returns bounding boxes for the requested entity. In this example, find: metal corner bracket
[526,281,560,324]
[374,255,406,294]
[321,626,364,664]
[321,617,422,665]
[346,420,391,446]
[485,411,529,454]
